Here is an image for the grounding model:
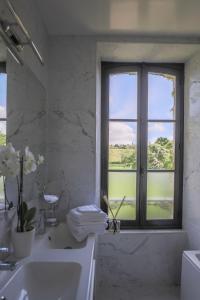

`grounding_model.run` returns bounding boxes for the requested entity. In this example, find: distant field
[109,148,134,162]
[109,147,136,170]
